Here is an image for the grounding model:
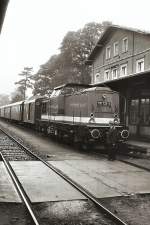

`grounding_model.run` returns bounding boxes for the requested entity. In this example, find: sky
[0,0,150,96]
